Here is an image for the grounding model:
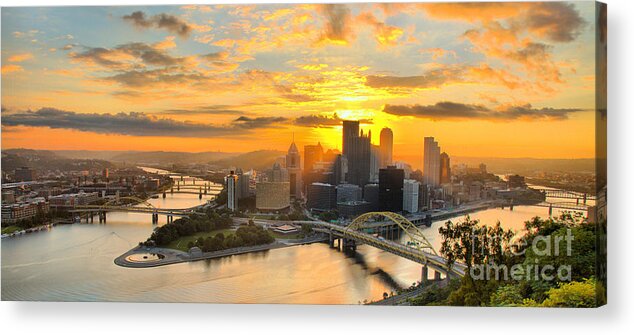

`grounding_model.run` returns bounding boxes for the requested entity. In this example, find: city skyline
[1,3,598,159]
